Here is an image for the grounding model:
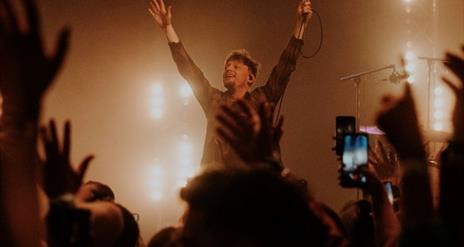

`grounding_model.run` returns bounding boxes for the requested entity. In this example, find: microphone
[383,70,409,84]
